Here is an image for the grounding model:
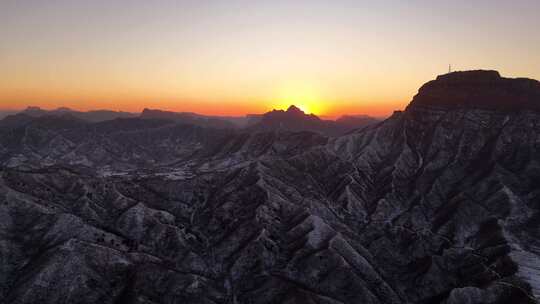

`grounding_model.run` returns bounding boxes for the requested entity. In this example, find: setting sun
[270,84,327,115]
